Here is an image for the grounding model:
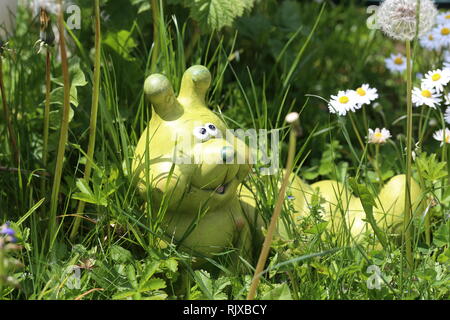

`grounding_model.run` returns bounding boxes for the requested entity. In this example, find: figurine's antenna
[144,73,182,120]
[178,65,211,108]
